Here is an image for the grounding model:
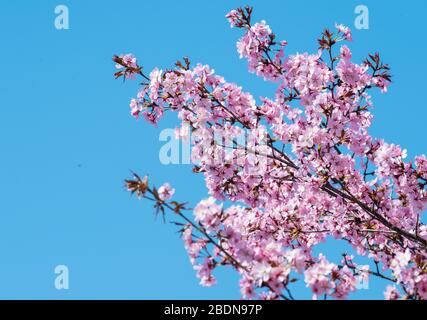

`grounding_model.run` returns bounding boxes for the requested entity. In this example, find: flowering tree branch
[114,6,427,300]
[125,173,294,299]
